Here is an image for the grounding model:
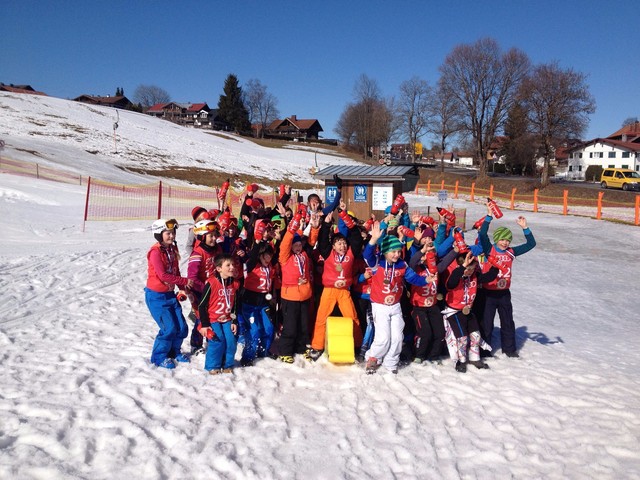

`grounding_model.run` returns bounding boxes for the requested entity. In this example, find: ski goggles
[201,222,220,232]
[165,219,179,230]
